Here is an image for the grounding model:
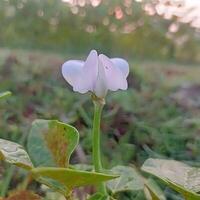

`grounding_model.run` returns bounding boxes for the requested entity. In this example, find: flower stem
[92,100,107,195]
